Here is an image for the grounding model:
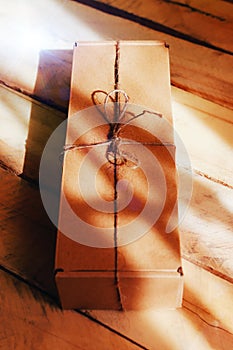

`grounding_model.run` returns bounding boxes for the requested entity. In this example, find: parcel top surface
[68,41,174,144]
